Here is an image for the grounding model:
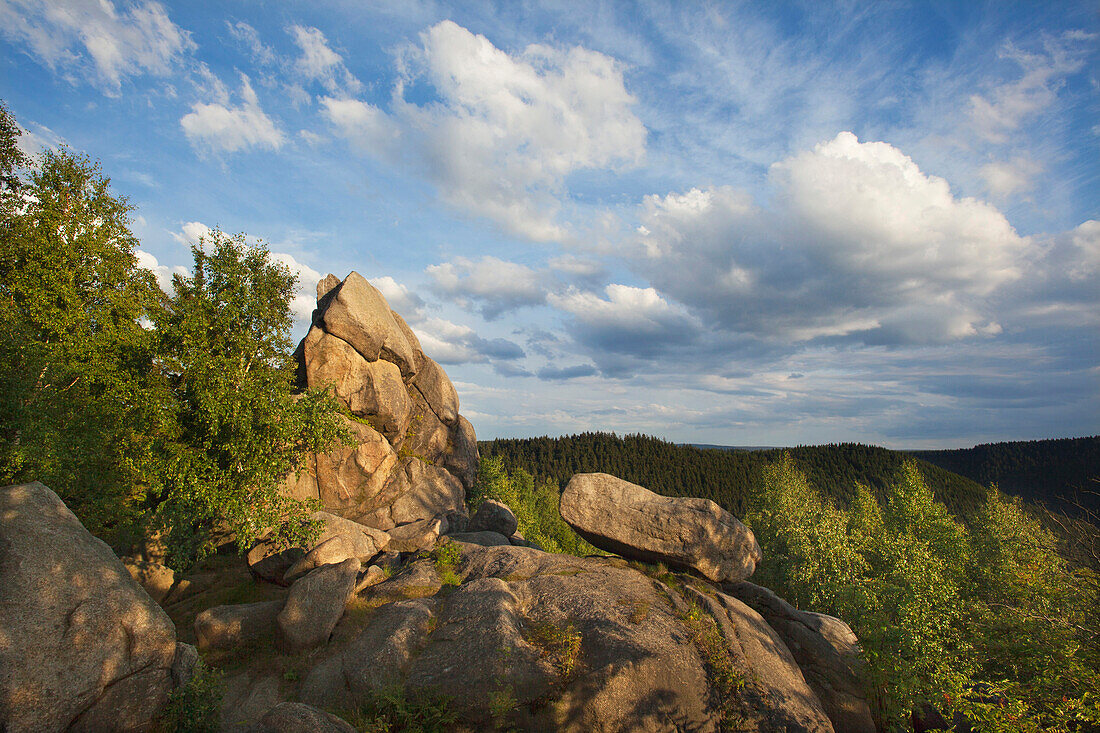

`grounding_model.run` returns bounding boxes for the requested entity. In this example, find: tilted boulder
[560,472,763,582]
[277,558,360,653]
[725,582,876,733]
[288,272,478,532]
[0,482,178,732]
[468,499,518,537]
[249,511,389,586]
